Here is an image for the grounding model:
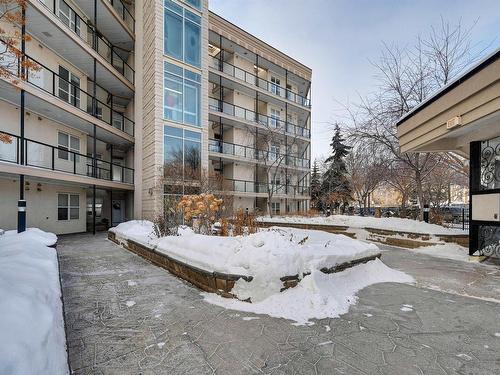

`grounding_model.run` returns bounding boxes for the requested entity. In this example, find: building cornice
[208,11,312,81]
